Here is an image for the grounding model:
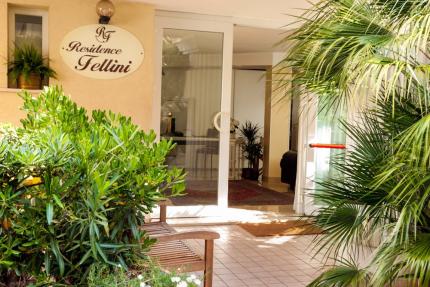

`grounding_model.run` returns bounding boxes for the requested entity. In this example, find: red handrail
[309,143,346,149]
